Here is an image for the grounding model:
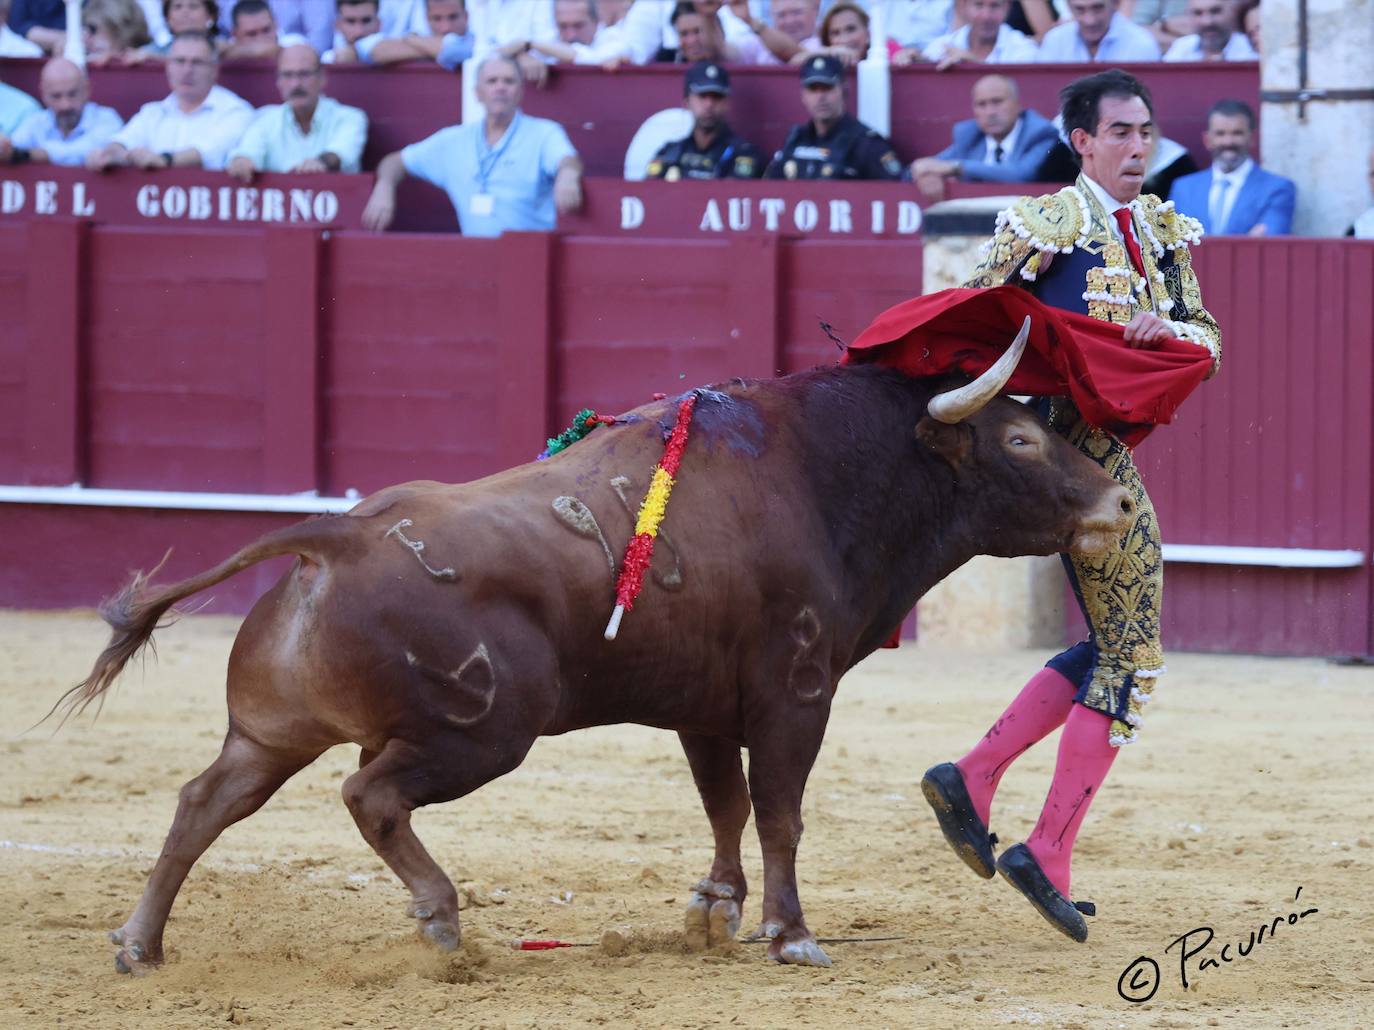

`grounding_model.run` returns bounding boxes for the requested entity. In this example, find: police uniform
[966,175,1221,746]
[646,61,764,181]
[764,56,904,181]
